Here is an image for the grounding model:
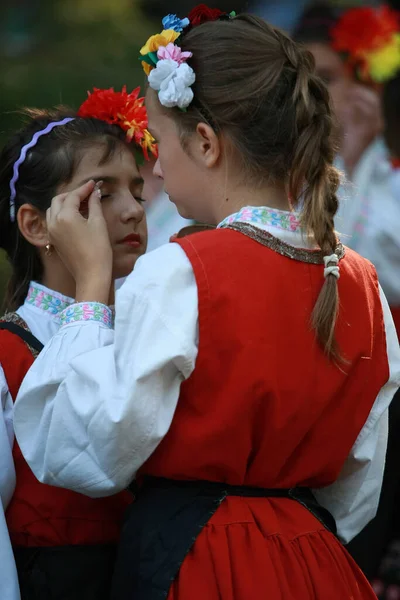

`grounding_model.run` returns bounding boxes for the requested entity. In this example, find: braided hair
[165,14,341,359]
